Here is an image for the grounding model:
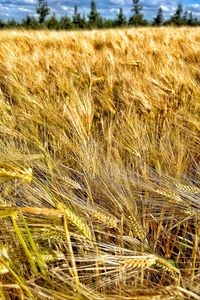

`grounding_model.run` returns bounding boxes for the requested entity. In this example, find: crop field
[0,28,200,299]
